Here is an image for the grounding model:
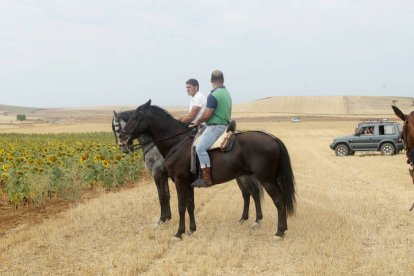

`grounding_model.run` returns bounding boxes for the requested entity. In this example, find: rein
[128,128,197,157]
[164,135,194,161]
